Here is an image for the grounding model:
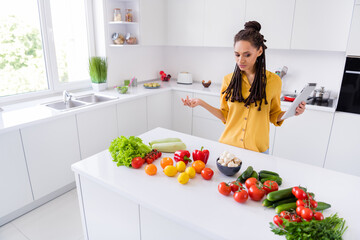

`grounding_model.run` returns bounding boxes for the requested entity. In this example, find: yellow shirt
[219,70,284,152]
